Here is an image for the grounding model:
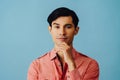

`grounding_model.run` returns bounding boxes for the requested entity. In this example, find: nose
[59,28,66,35]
